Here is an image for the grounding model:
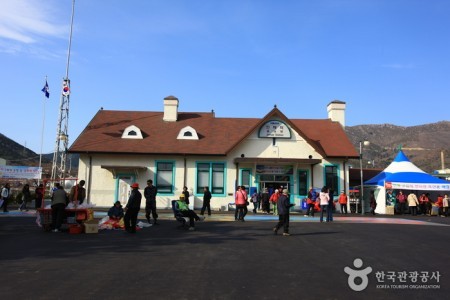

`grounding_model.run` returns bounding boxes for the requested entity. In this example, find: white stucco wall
[229,129,319,159]
[76,122,349,210]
